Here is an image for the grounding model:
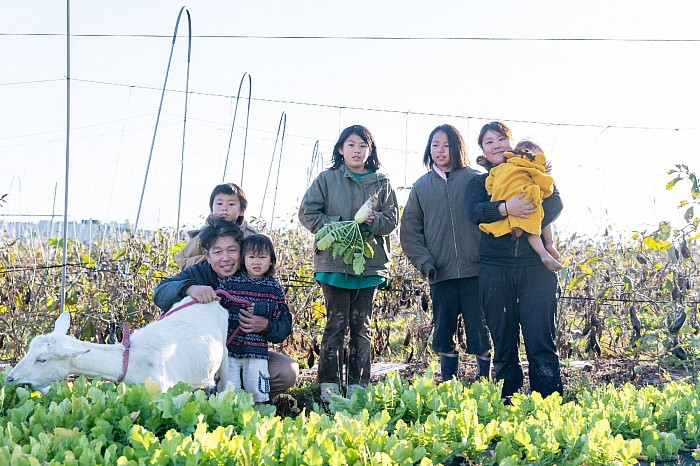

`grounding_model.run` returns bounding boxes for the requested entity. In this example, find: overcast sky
[2,0,699,238]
